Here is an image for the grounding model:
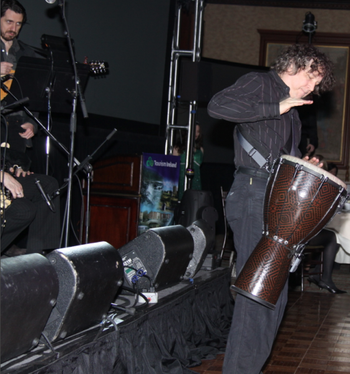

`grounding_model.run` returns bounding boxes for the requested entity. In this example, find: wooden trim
[206,0,350,10]
[258,30,350,65]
